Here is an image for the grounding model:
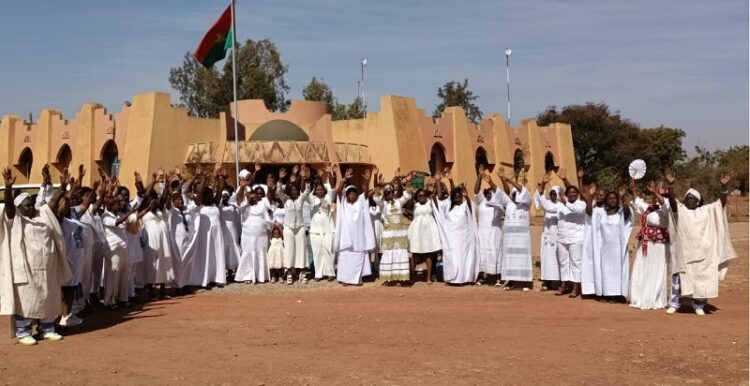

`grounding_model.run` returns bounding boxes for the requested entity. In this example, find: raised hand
[618,186,627,198]
[647,180,658,195]
[665,170,676,185]
[344,168,354,180]
[496,168,505,179]
[254,163,262,172]
[97,167,106,180]
[3,168,16,188]
[542,172,552,184]
[92,180,102,195]
[577,168,584,179]
[478,164,486,177]
[78,164,86,179]
[557,168,567,180]
[41,164,51,184]
[60,168,71,188]
[134,172,143,184]
[279,168,287,180]
[292,165,300,176]
[720,172,732,186]
[325,164,333,175]
[588,183,597,197]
